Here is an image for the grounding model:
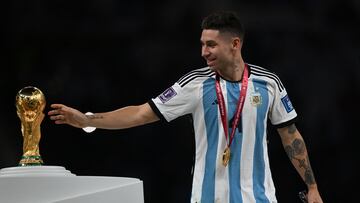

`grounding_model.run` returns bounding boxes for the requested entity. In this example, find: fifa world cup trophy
[16,86,46,166]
